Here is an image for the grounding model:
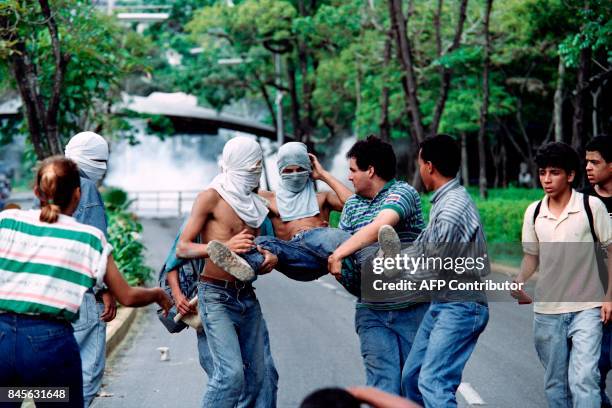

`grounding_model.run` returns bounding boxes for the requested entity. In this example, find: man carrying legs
[177,136,277,408]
